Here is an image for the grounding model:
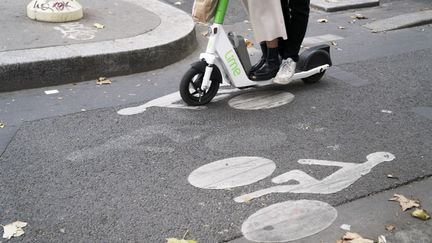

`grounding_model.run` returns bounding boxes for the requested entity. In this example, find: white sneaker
[273,58,296,84]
